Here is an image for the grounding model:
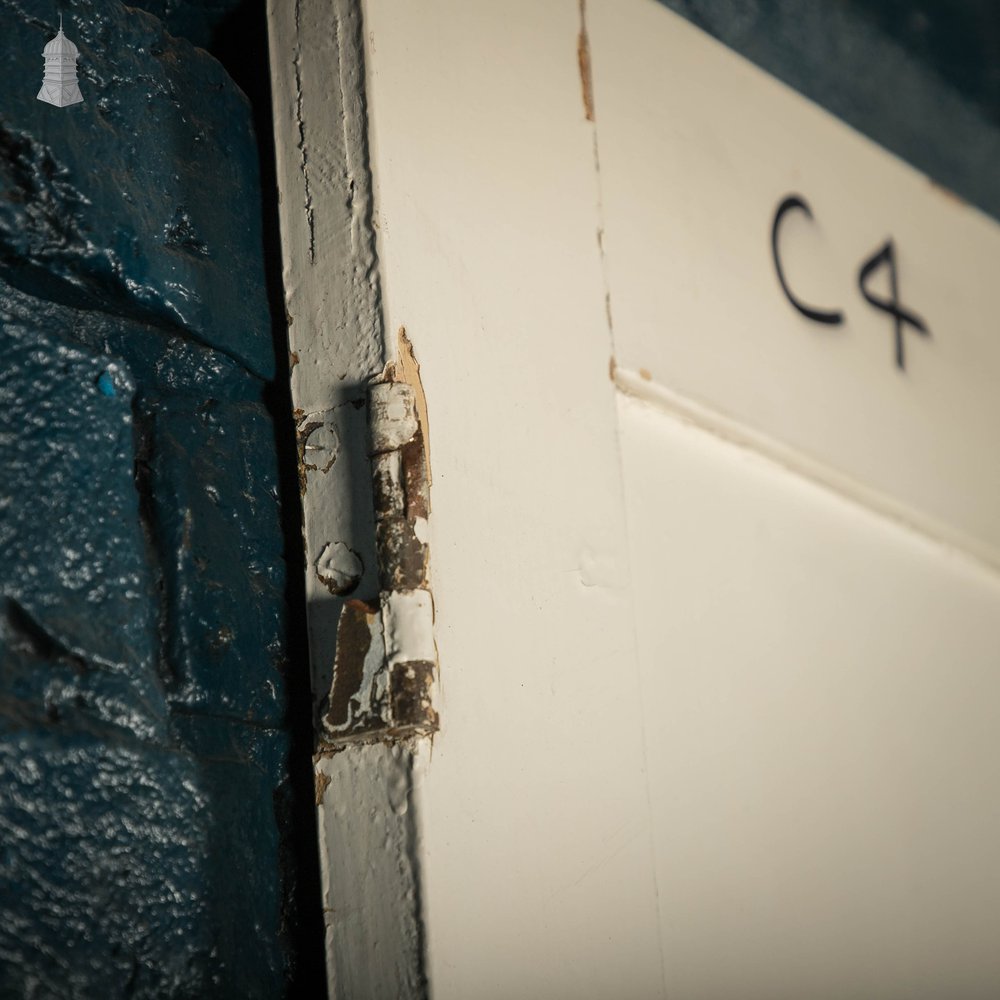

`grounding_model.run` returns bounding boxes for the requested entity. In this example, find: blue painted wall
[0,1,315,994]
